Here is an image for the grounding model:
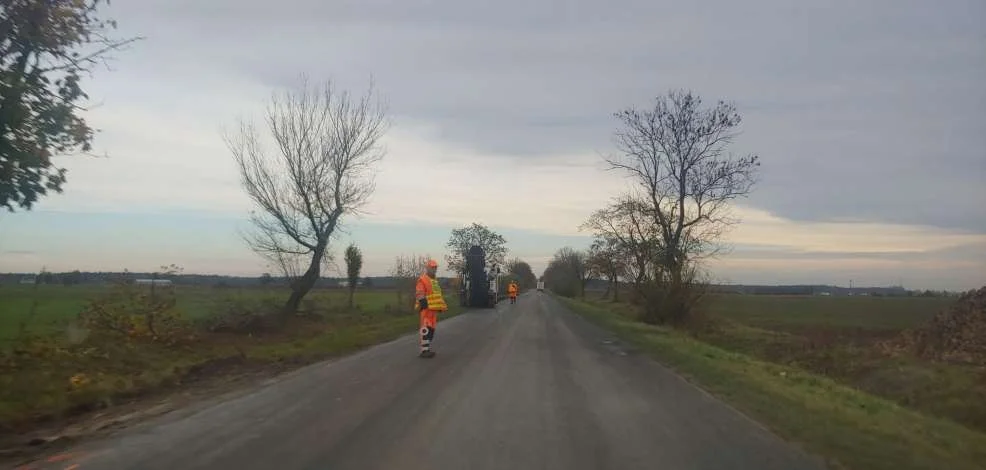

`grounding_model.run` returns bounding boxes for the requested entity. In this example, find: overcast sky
[2,0,984,290]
